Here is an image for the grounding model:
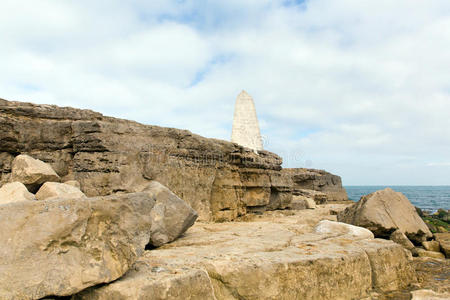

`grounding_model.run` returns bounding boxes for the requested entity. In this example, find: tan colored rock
[434,233,450,258]
[10,154,60,192]
[390,229,415,251]
[338,188,432,243]
[315,220,374,240]
[77,210,415,300]
[141,181,198,247]
[411,289,450,300]
[64,180,81,189]
[422,241,441,253]
[35,182,86,200]
[291,195,316,210]
[0,182,35,205]
[416,248,445,259]
[74,267,216,300]
[0,183,198,300]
